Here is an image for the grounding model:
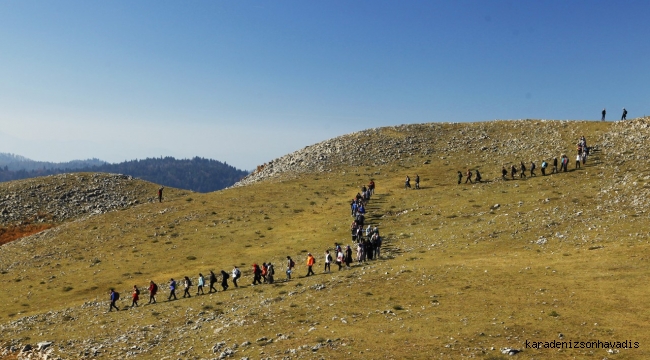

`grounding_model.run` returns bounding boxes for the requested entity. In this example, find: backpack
[114,292,120,301]
[269,266,275,276]
[187,279,192,287]
[153,283,158,292]
[234,268,241,278]
[224,272,230,280]
[326,253,332,262]
[289,259,295,268]
[135,288,140,295]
